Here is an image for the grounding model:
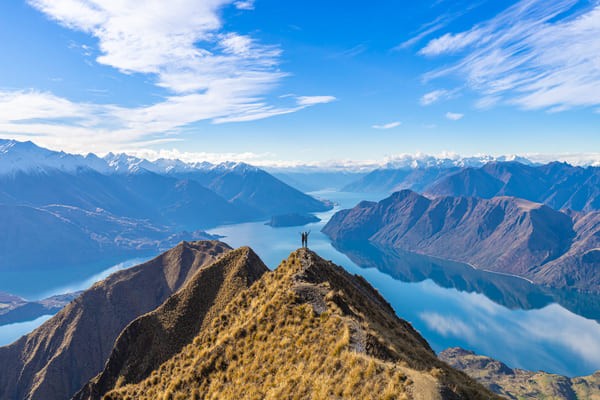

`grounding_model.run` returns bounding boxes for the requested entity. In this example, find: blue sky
[0,0,599,166]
